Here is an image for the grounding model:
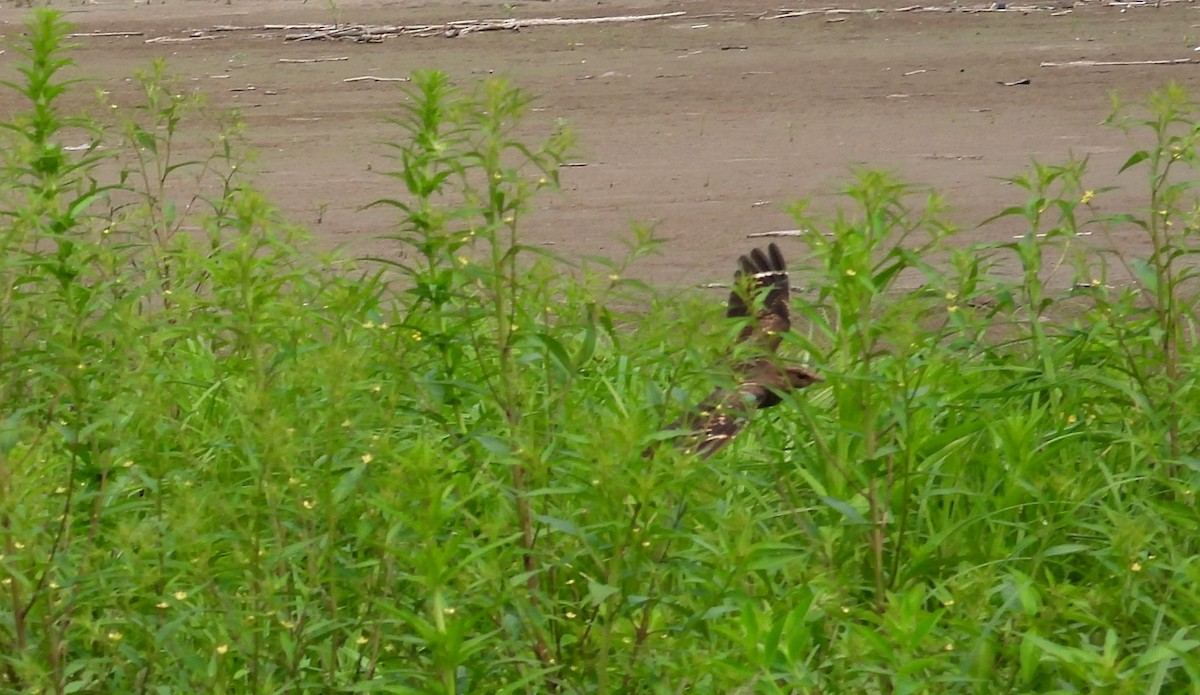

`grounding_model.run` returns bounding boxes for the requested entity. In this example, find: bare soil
[1,0,1196,289]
